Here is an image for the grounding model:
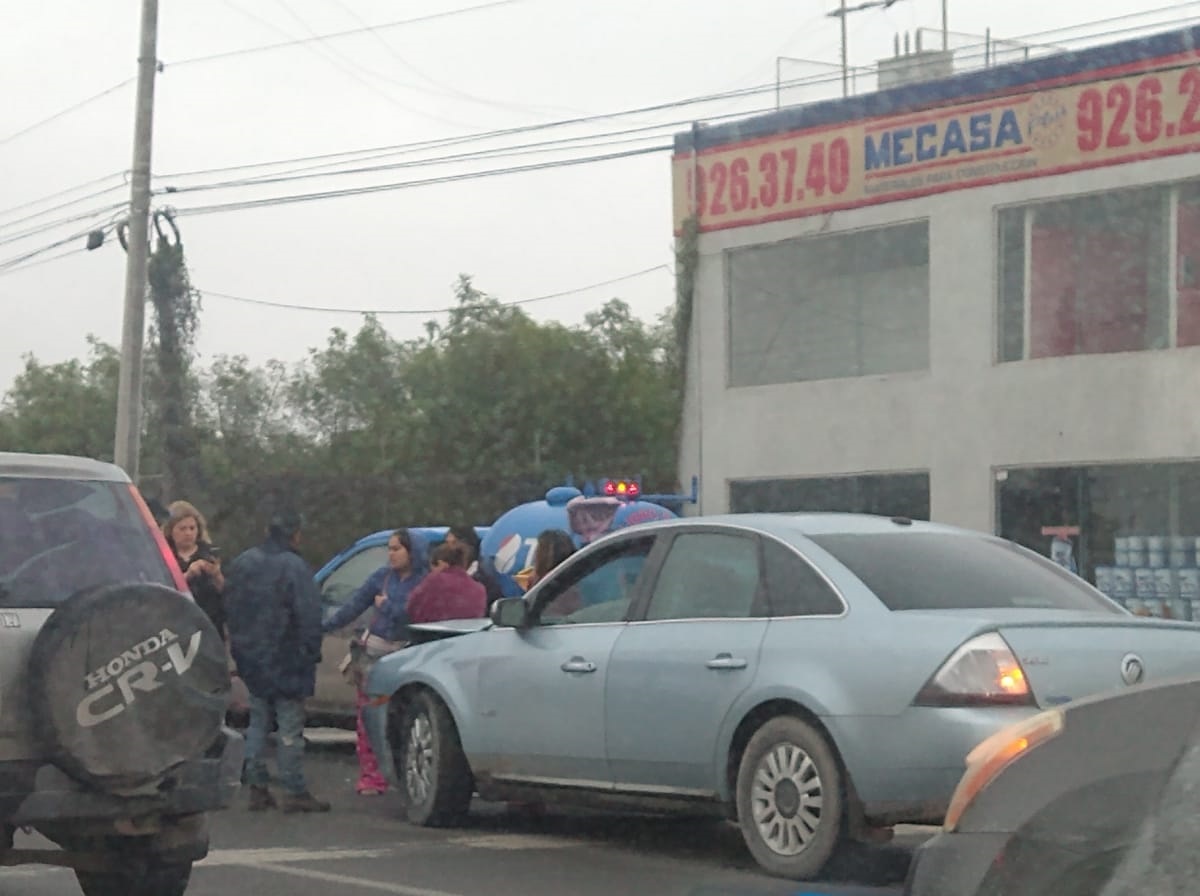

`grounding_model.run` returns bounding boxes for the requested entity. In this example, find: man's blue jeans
[244,695,307,796]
